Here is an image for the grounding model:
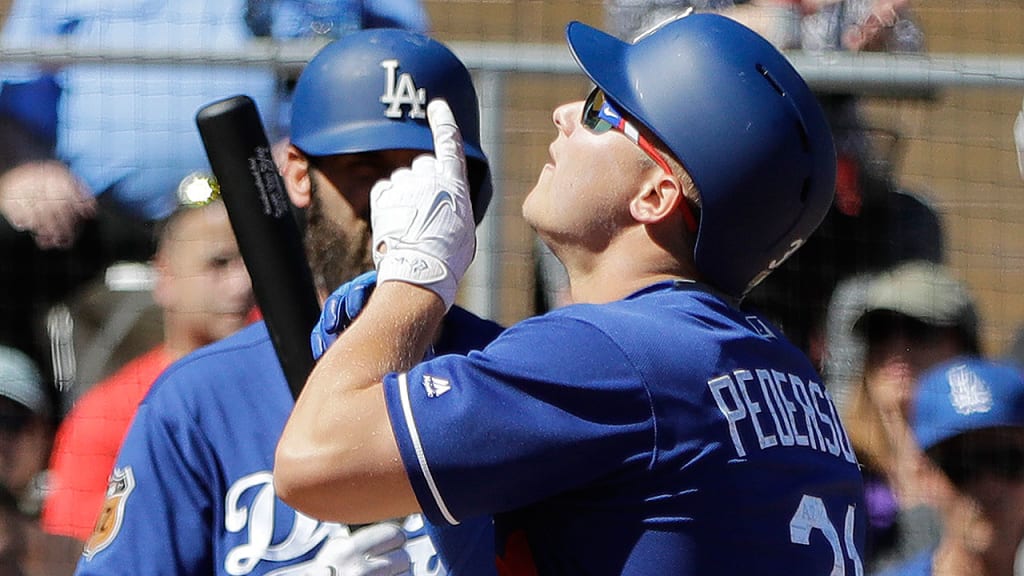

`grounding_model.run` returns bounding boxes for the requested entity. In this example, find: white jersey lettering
[708,368,858,464]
